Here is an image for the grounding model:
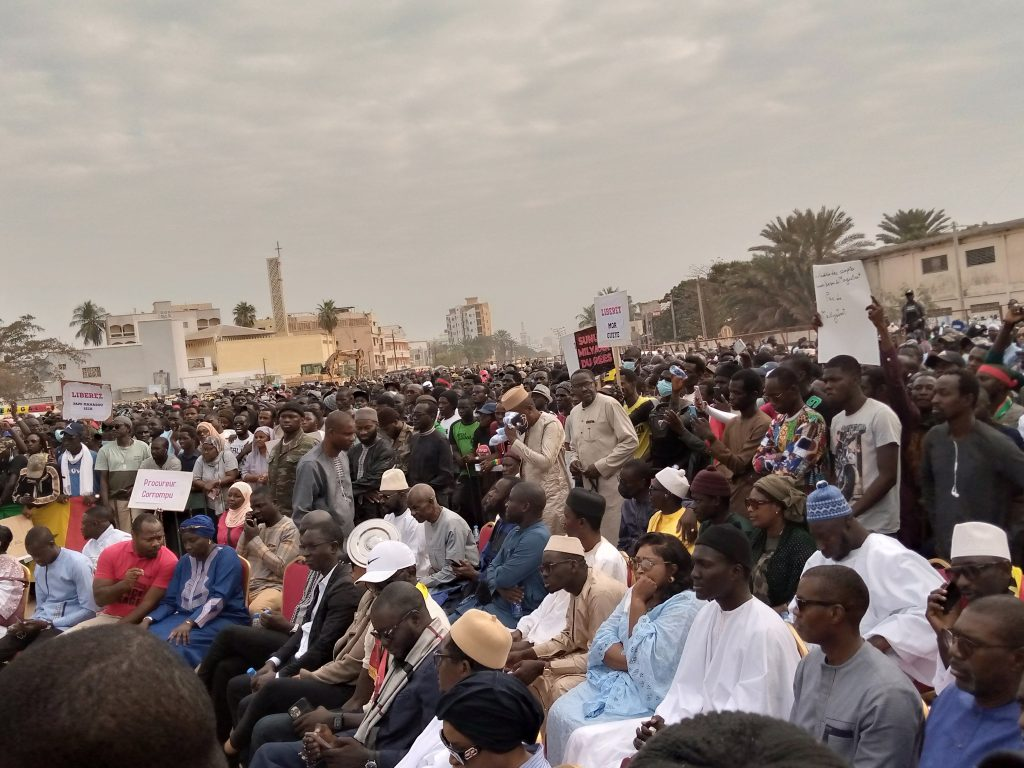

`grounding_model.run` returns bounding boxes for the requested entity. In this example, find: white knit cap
[654,466,689,499]
[950,522,1010,561]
